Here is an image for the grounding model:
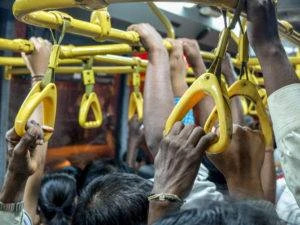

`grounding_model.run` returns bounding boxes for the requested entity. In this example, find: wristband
[148,193,185,204]
[31,75,44,84]
[0,201,24,212]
